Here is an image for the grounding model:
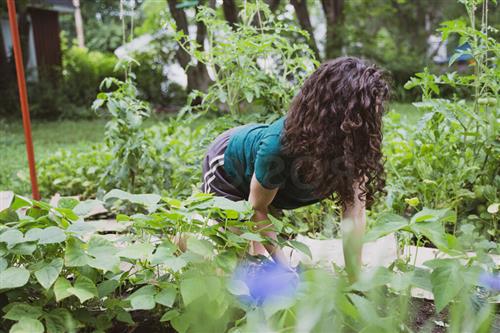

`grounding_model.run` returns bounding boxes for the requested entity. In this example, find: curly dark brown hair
[282,57,389,208]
